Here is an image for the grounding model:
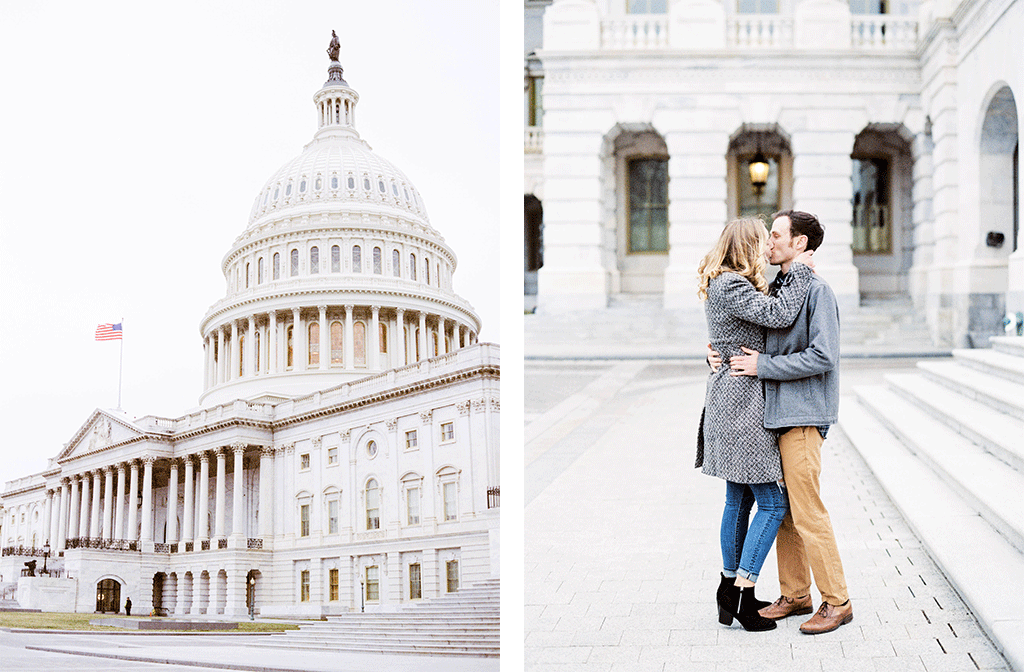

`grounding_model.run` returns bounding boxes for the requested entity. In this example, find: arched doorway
[246,569,261,616]
[96,578,120,613]
[728,124,793,223]
[152,572,166,616]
